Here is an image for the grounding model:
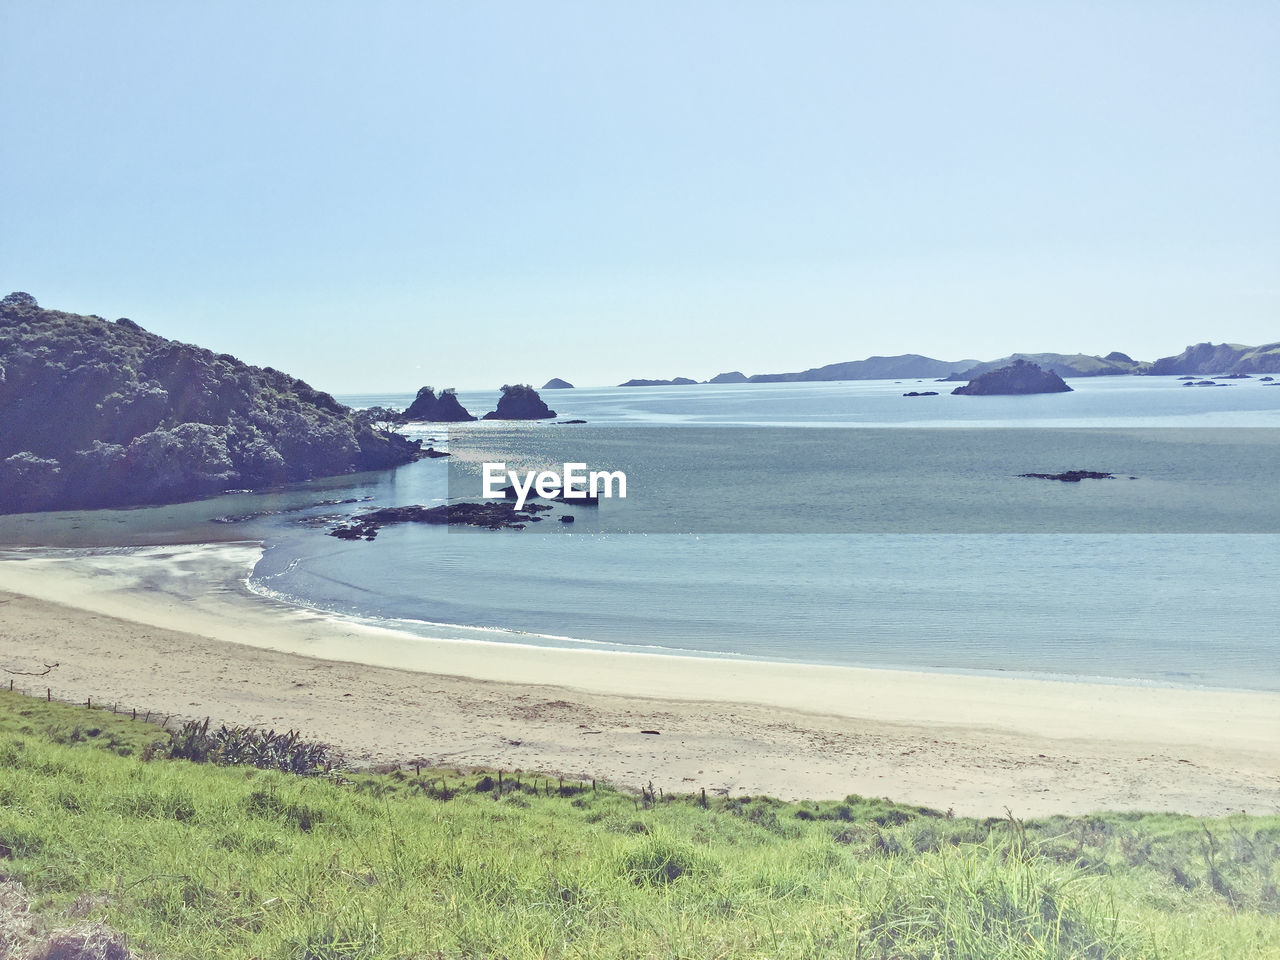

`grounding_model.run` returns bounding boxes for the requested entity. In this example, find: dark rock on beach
[952,360,1072,396]
[482,384,556,420]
